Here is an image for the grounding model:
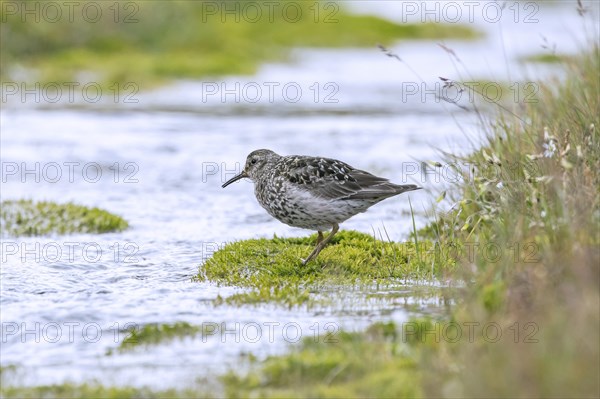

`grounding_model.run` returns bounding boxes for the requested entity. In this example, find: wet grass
[0,383,205,399]
[195,230,454,307]
[1,1,480,88]
[222,321,425,398]
[0,199,128,236]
